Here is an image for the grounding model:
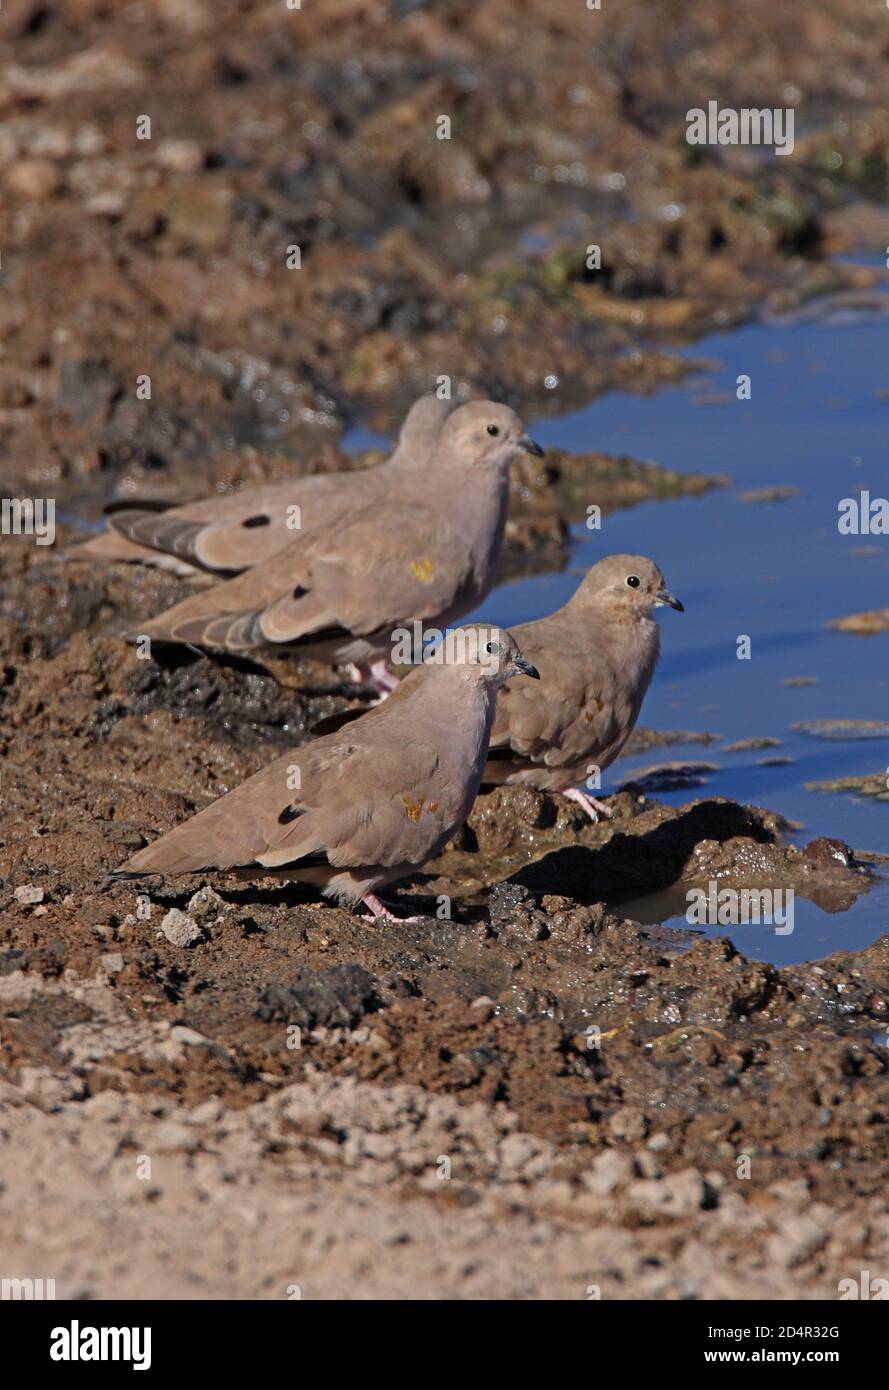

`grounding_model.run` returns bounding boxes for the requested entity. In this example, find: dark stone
[256,963,382,1029]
